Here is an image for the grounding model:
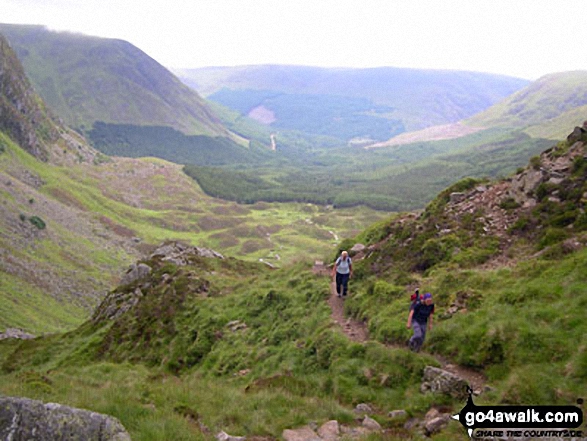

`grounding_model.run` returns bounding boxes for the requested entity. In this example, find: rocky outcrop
[0,328,35,340]
[507,168,544,205]
[93,241,223,323]
[120,262,152,286]
[420,366,469,400]
[92,287,145,322]
[150,241,224,265]
[0,396,130,440]
[0,34,55,161]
